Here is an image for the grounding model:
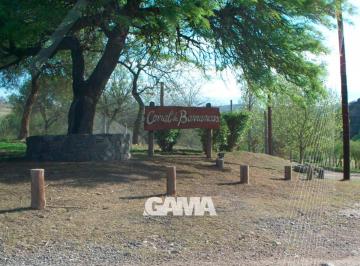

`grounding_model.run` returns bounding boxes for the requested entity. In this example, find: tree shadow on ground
[0,156,167,187]
[217,181,241,186]
[0,207,32,214]
[269,178,287,181]
[119,193,166,200]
